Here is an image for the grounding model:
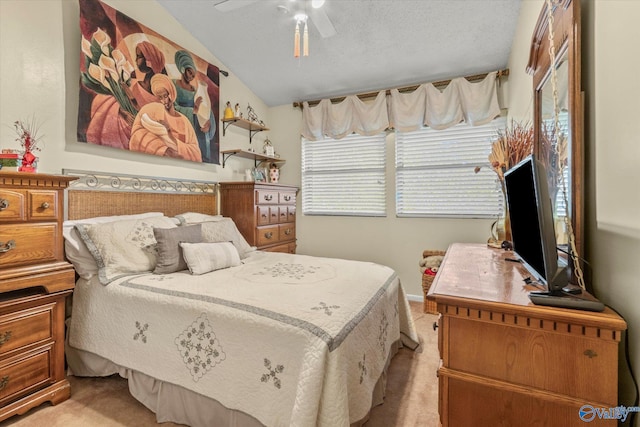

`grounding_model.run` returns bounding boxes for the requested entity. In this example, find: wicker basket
[421,249,446,314]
